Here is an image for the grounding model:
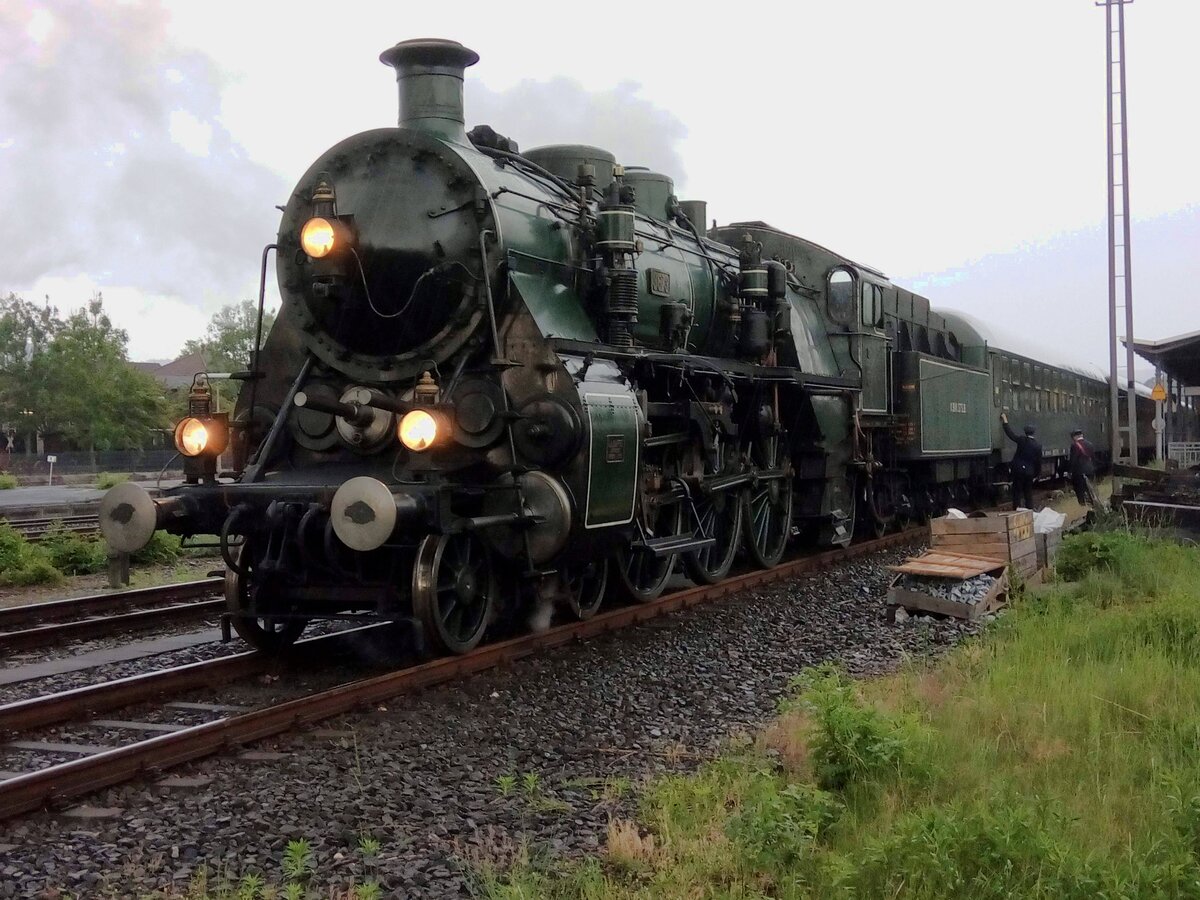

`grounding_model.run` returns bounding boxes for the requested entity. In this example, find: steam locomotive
[99,38,1156,654]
